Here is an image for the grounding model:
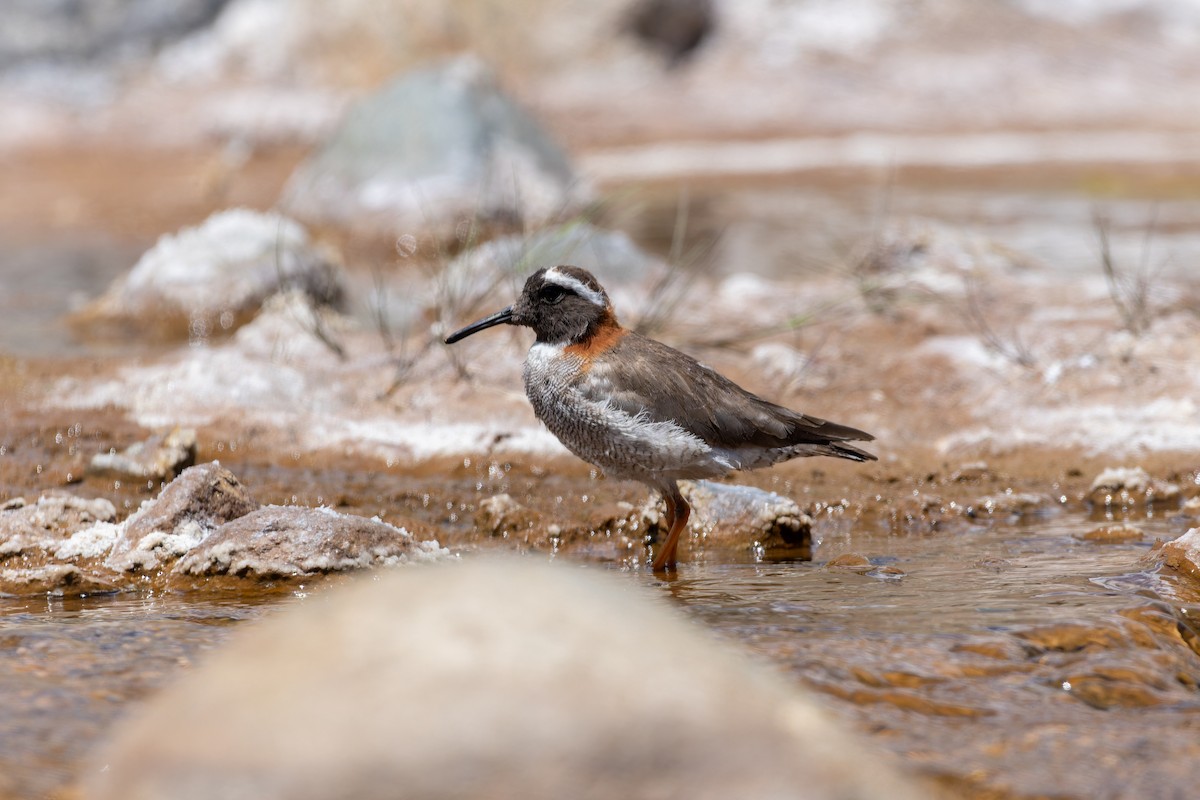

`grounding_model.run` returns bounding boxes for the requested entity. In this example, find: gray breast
[522,342,727,485]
